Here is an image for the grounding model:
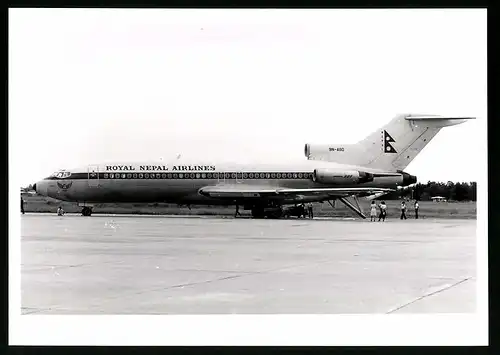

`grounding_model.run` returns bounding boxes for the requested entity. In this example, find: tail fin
[306,114,475,171]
